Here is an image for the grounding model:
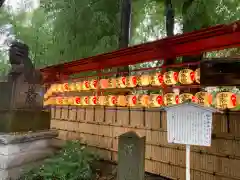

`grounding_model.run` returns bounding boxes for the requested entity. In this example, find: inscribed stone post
[117,131,145,180]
